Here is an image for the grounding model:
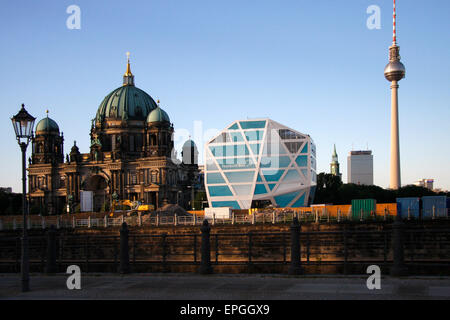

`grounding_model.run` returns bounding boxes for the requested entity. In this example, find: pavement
[1,273,450,300]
